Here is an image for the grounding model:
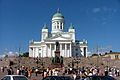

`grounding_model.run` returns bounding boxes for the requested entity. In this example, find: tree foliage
[91,53,99,56]
[19,52,29,57]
